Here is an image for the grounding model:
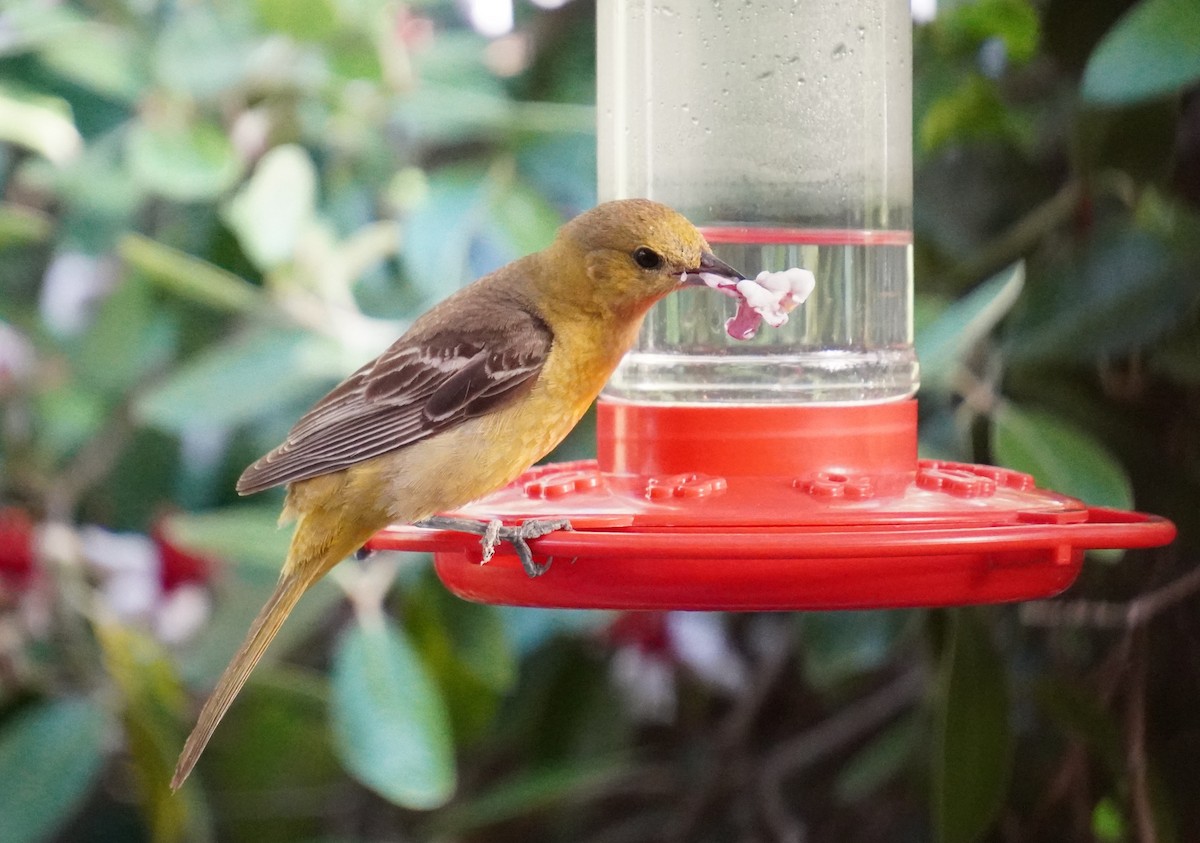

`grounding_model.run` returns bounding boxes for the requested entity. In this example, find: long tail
[171,568,312,790]
[172,480,388,790]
